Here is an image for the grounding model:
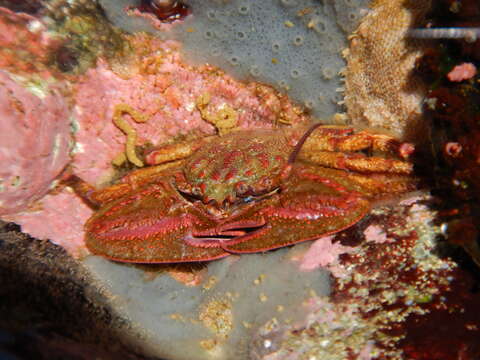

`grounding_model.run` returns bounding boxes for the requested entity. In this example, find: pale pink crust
[447,62,477,82]
[0,70,71,215]
[363,224,390,244]
[73,35,307,184]
[293,235,356,274]
[4,190,92,257]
